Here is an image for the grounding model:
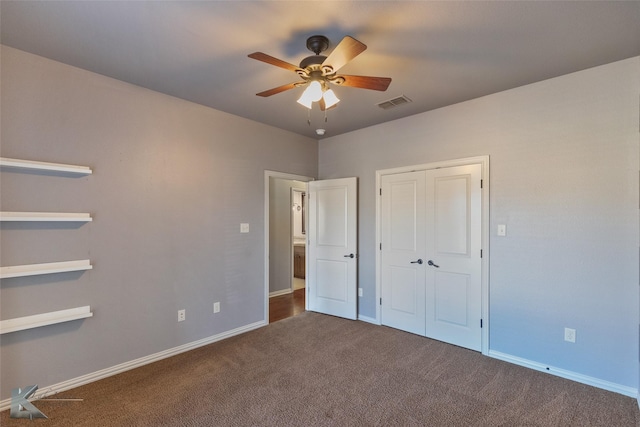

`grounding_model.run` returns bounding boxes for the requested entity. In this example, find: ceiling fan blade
[256,82,299,97]
[248,52,301,73]
[337,75,392,91]
[322,36,367,73]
